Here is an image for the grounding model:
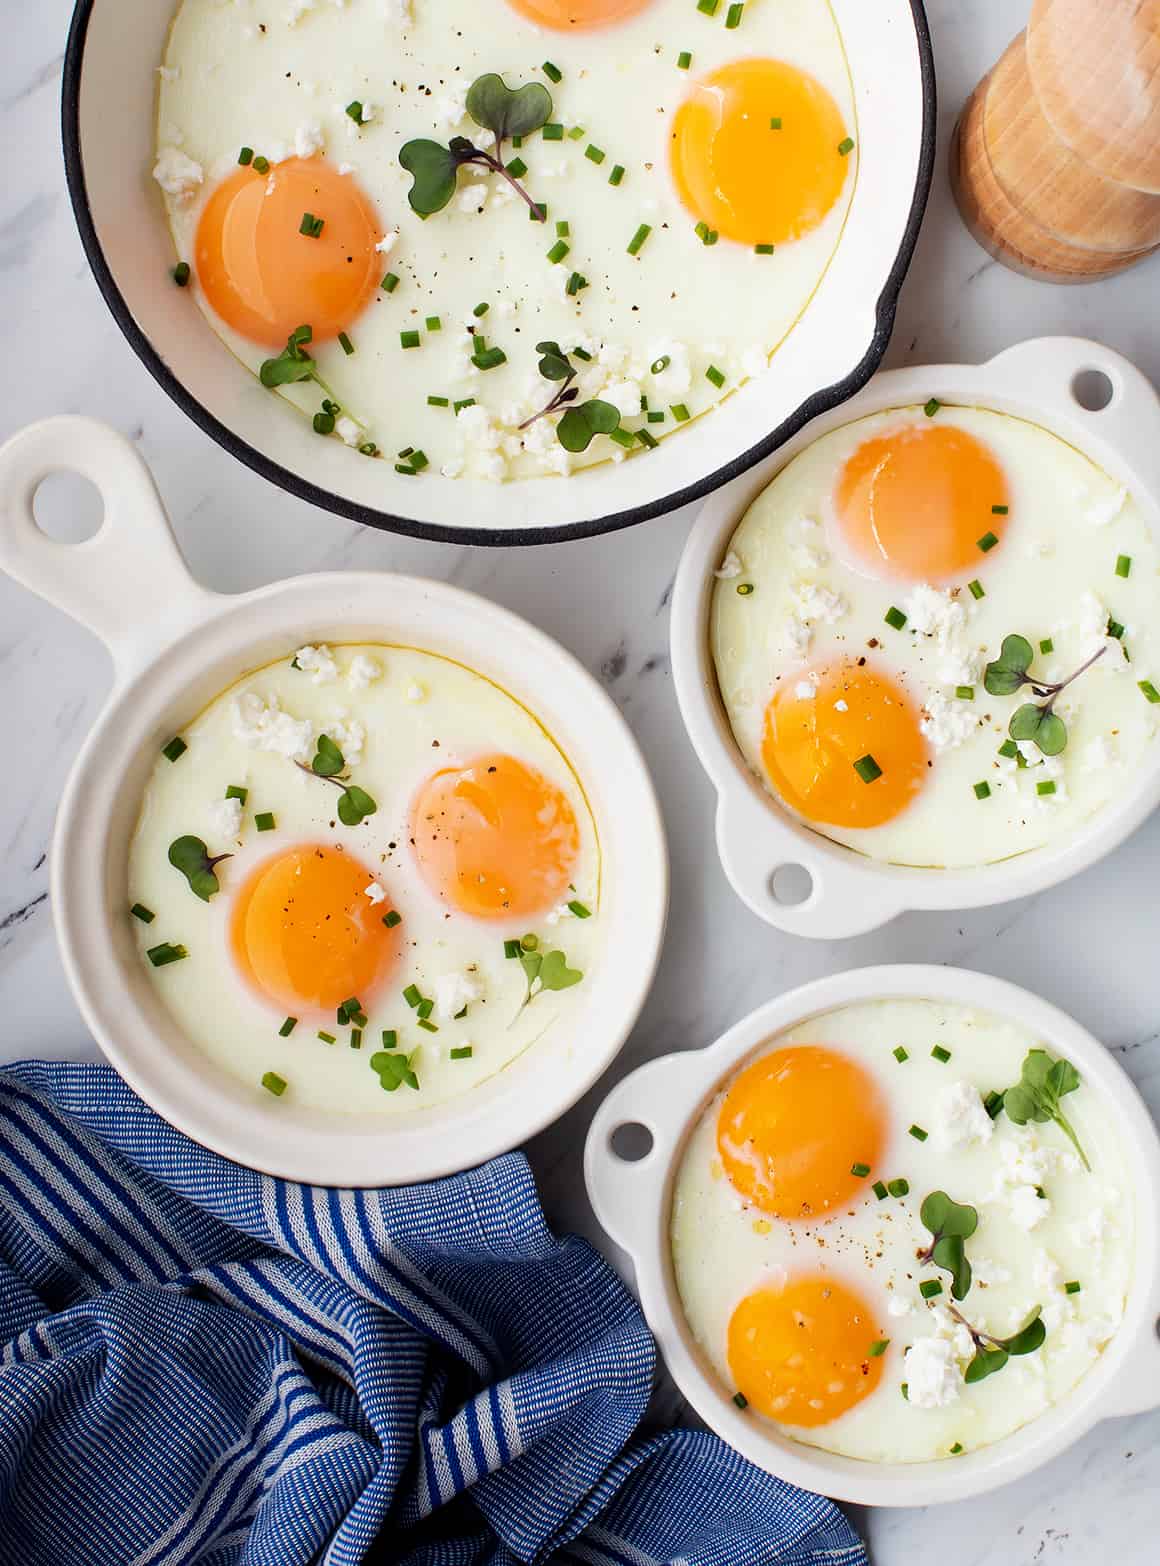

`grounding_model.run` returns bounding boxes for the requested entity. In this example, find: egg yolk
[231,844,399,1013]
[717,1045,887,1219]
[834,422,1010,582]
[670,59,851,246]
[727,1275,884,1427]
[505,0,652,27]
[761,663,928,830]
[411,753,580,920]
[195,157,383,349]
